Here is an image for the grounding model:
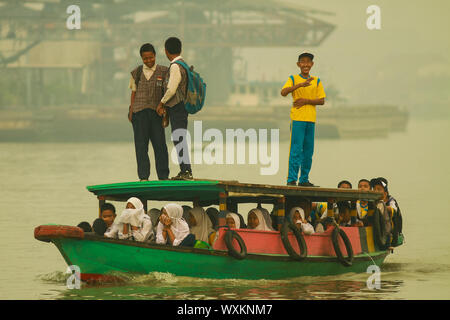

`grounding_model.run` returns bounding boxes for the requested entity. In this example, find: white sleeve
[172,227,190,247]
[129,76,136,92]
[155,222,167,244]
[301,223,315,235]
[104,223,120,239]
[160,64,182,105]
[118,228,132,240]
[388,199,398,212]
[132,219,153,242]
